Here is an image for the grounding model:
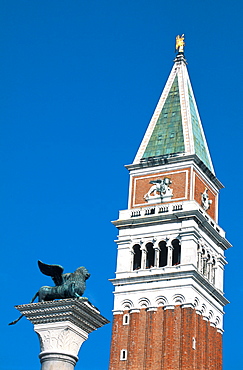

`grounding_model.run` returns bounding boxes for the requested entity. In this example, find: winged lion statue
[9,260,90,325]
